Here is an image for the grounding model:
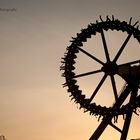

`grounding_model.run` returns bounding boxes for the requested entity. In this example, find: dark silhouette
[61,15,140,140]
[0,135,6,140]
